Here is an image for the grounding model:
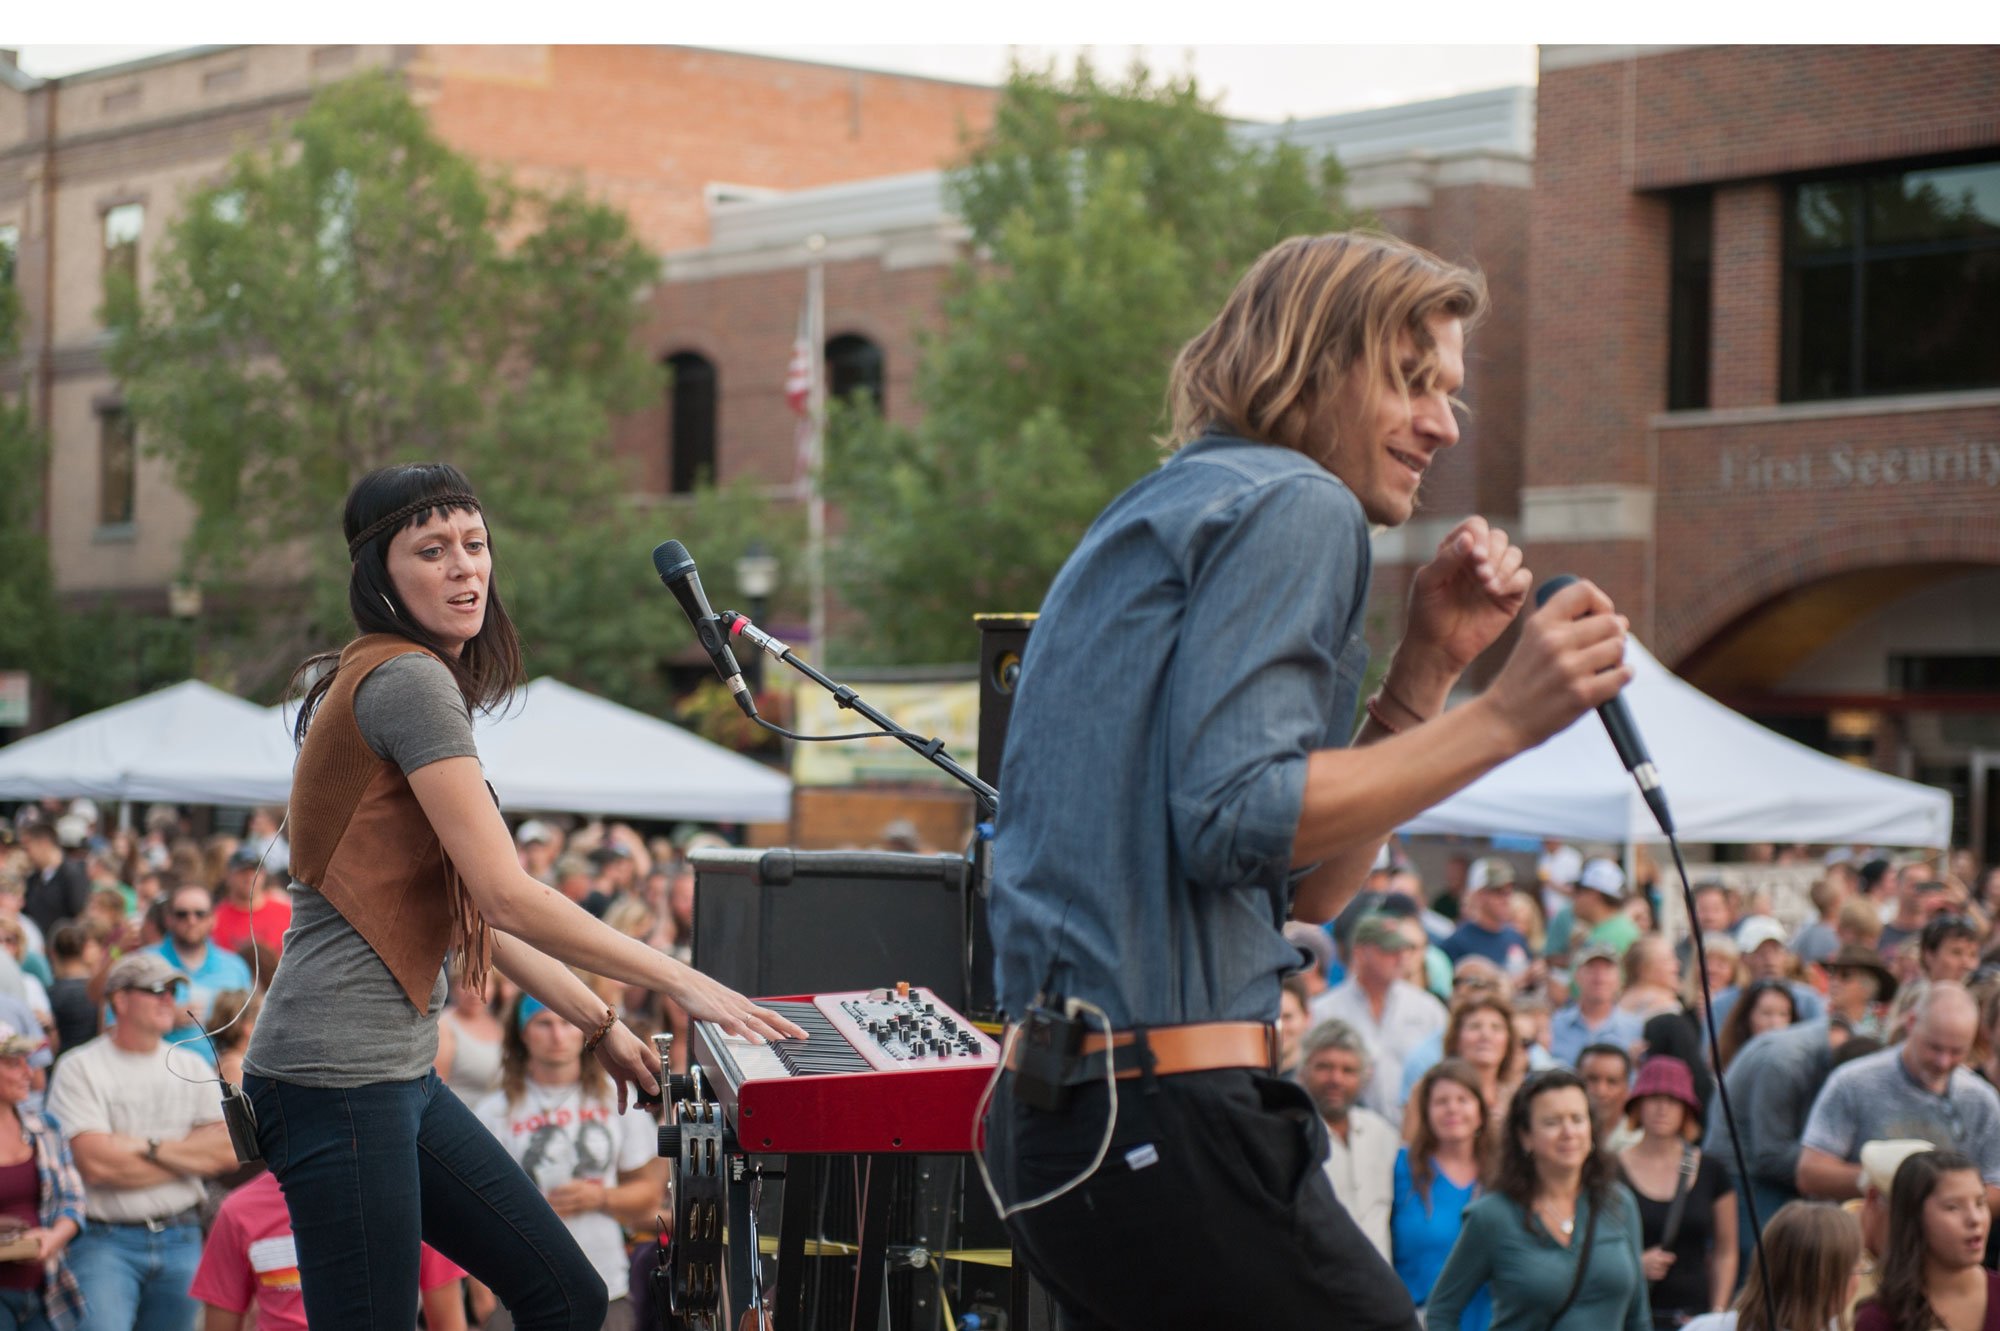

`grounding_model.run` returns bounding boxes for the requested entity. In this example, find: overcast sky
[14,43,1539,123]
